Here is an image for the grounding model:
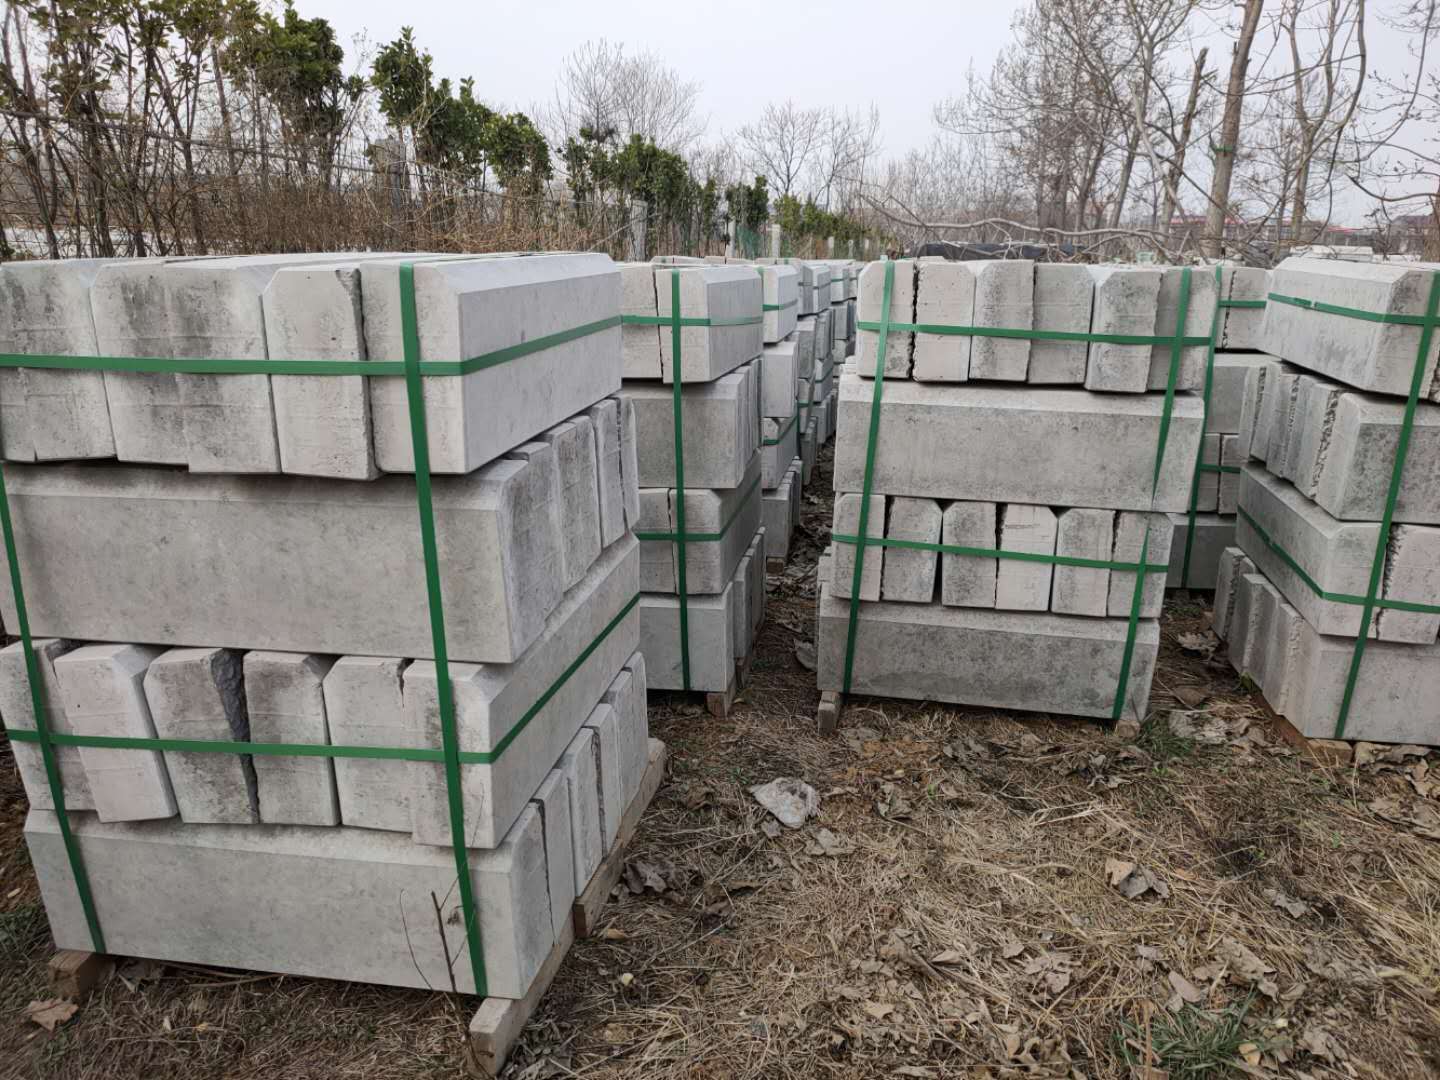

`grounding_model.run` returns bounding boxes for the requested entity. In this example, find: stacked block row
[1213,257,1440,746]
[622,261,769,693]
[1168,265,1272,588]
[0,252,655,1000]
[818,258,1206,721]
